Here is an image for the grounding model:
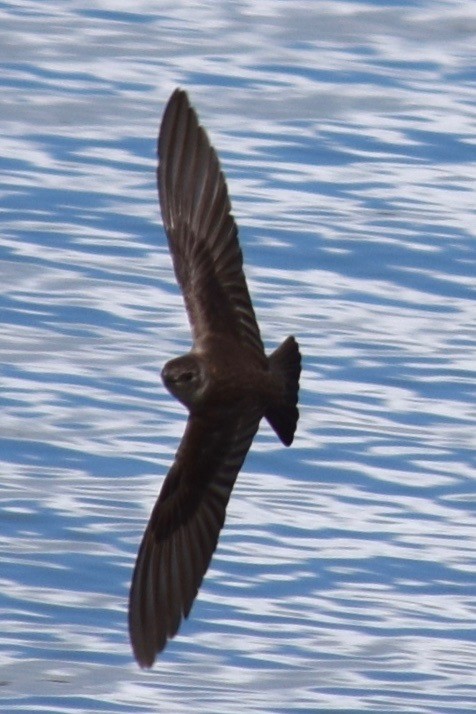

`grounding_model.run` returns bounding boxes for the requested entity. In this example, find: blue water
[1,1,475,712]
